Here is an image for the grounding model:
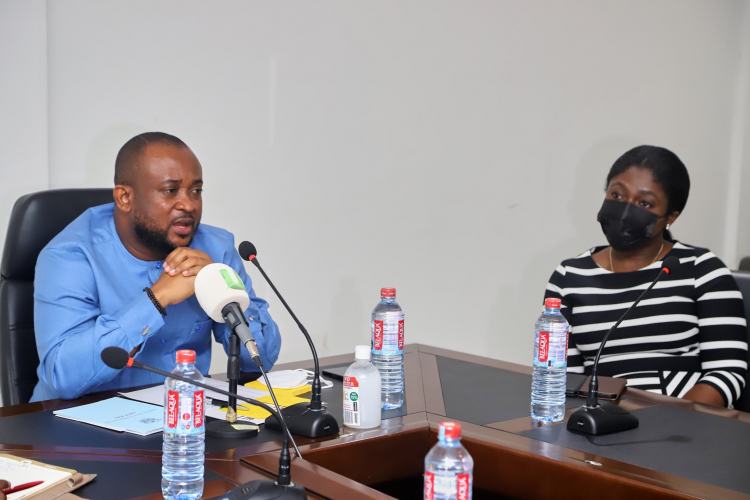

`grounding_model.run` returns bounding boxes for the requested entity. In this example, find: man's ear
[113,185,134,213]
